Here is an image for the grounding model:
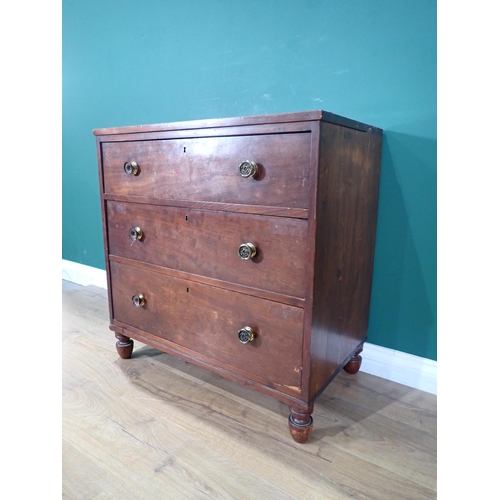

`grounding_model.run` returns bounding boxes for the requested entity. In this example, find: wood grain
[109,261,304,392]
[107,201,308,298]
[108,254,305,308]
[102,133,311,208]
[103,193,309,219]
[307,122,382,398]
[63,284,436,499]
[93,110,380,136]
